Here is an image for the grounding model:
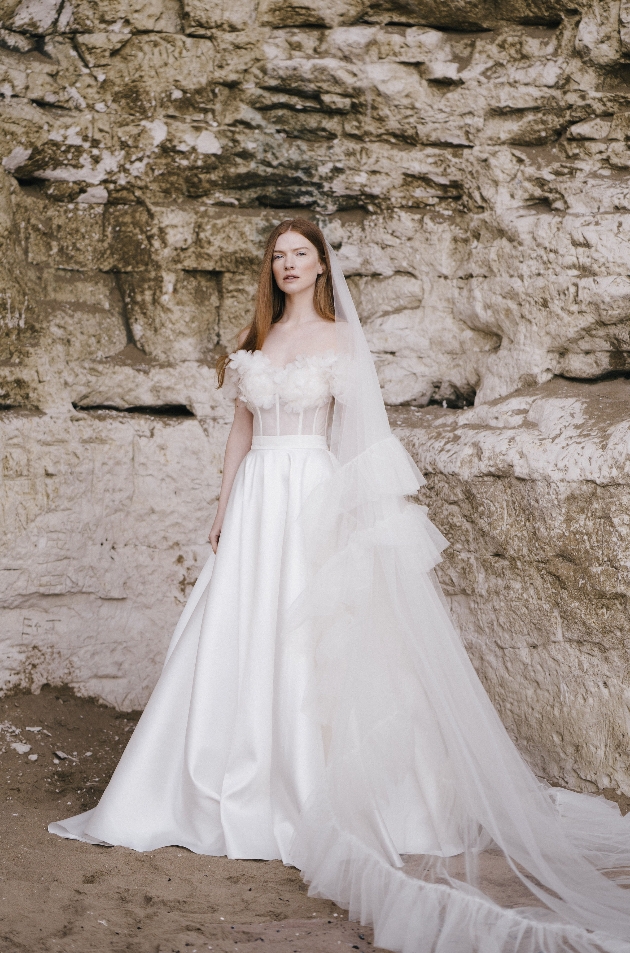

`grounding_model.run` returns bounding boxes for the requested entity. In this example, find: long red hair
[216,218,335,387]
